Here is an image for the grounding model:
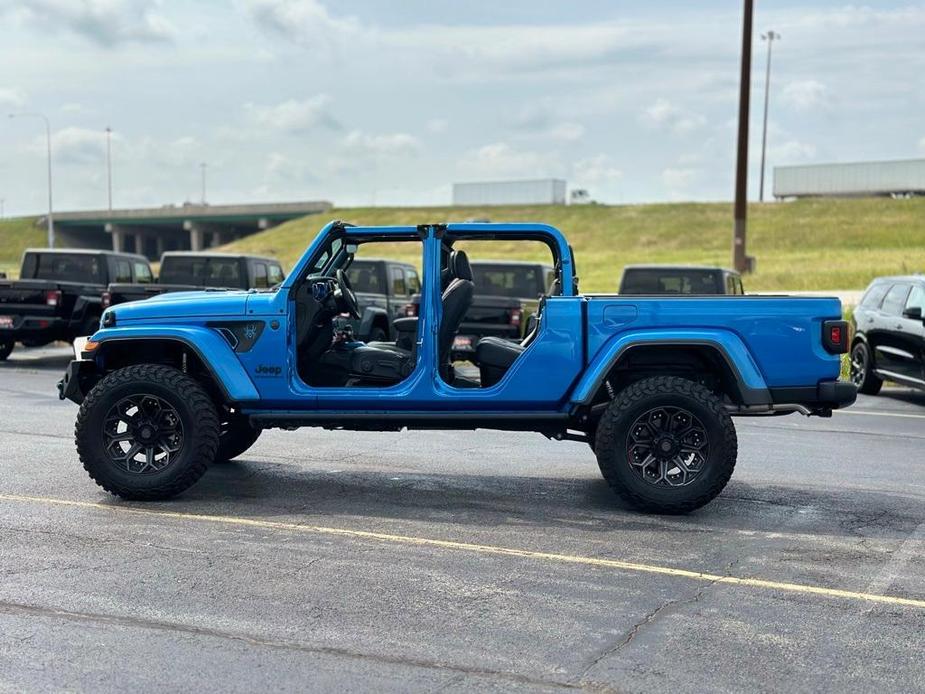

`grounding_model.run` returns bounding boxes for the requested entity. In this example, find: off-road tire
[215,416,262,463]
[595,376,737,514]
[850,342,883,395]
[75,364,220,500]
[0,339,13,361]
